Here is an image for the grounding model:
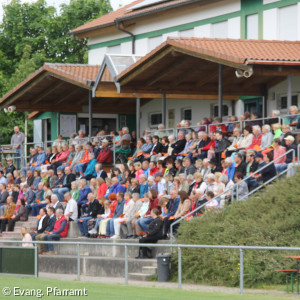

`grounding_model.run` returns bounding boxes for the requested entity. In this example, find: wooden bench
[276,269,300,293]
